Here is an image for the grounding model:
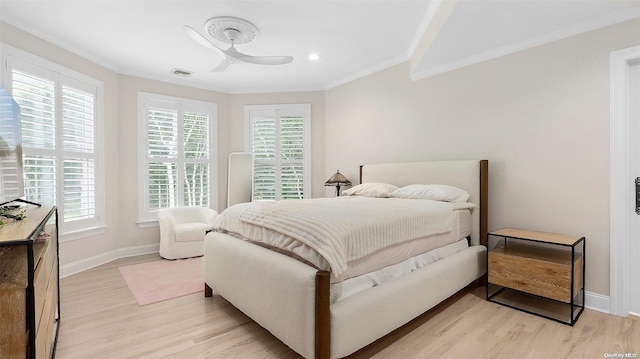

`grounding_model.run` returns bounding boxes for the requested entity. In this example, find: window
[245,104,311,200]
[137,92,217,224]
[3,47,105,239]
